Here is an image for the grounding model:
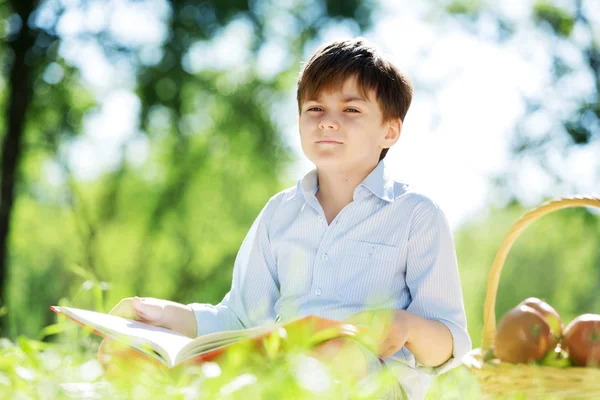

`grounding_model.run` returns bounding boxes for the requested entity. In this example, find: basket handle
[481,195,600,351]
